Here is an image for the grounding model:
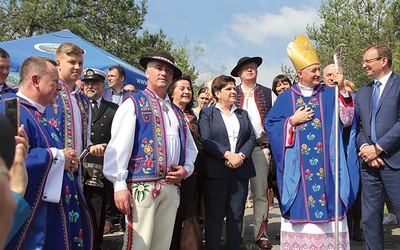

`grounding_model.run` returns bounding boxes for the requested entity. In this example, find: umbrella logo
[6,72,20,87]
[33,43,61,54]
